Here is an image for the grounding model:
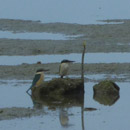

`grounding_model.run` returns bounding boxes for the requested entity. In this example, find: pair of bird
[26,59,74,93]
